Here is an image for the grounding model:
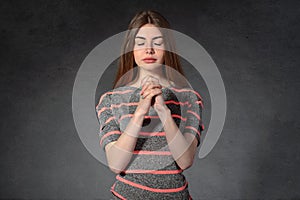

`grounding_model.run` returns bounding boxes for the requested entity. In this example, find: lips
[143,57,157,63]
